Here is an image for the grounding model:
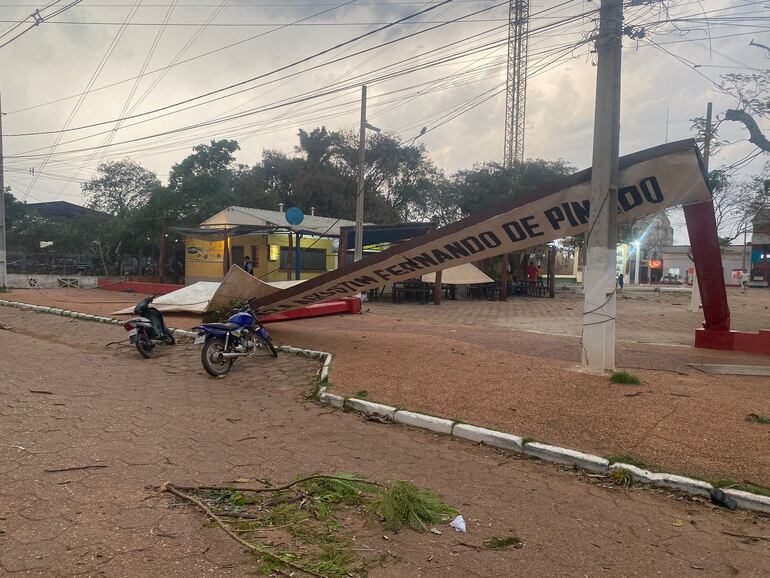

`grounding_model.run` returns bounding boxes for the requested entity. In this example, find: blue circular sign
[285,206,304,226]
